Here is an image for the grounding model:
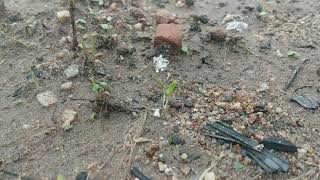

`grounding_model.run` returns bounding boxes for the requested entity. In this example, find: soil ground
[0,0,320,179]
